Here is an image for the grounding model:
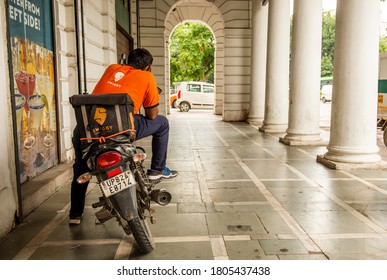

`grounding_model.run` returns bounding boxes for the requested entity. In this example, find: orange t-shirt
[92,64,159,113]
